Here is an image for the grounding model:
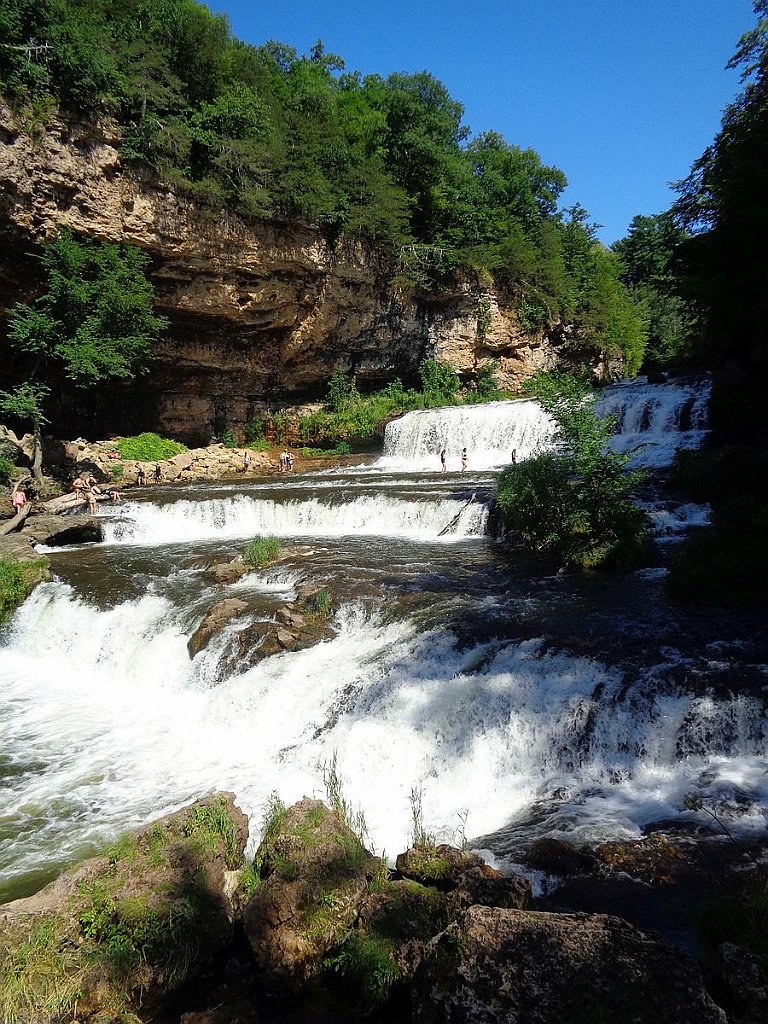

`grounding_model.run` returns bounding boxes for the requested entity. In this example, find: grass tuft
[243,535,282,568]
